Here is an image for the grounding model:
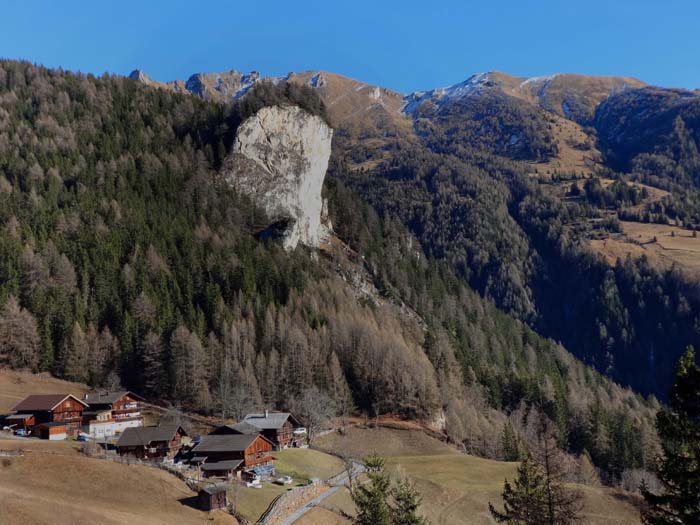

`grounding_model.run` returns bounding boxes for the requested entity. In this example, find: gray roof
[201,485,229,495]
[193,434,259,453]
[116,424,185,447]
[201,460,243,471]
[242,412,299,430]
[6,414,34,420]
[84,391,144,406]
[211,421,260,435]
